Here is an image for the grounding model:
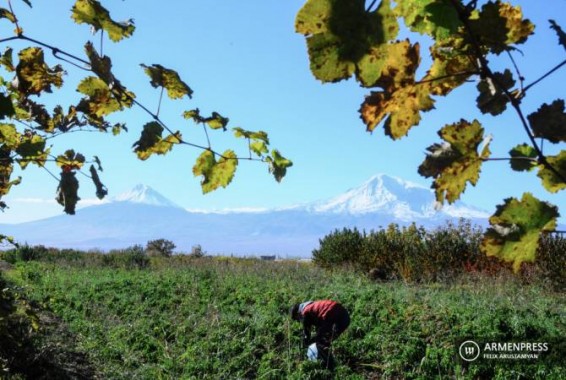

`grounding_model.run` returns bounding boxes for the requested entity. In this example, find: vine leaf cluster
[296,0,566,270]
[0,0,292,225]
